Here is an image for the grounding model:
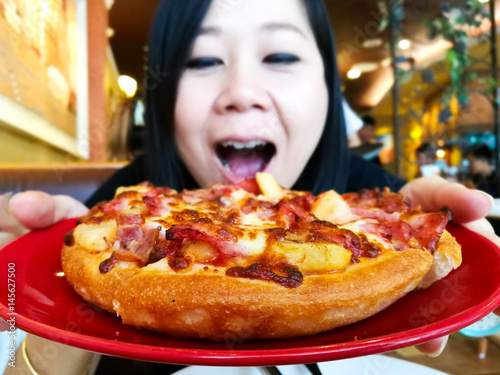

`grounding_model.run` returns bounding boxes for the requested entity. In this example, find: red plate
[1,219,500,366]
